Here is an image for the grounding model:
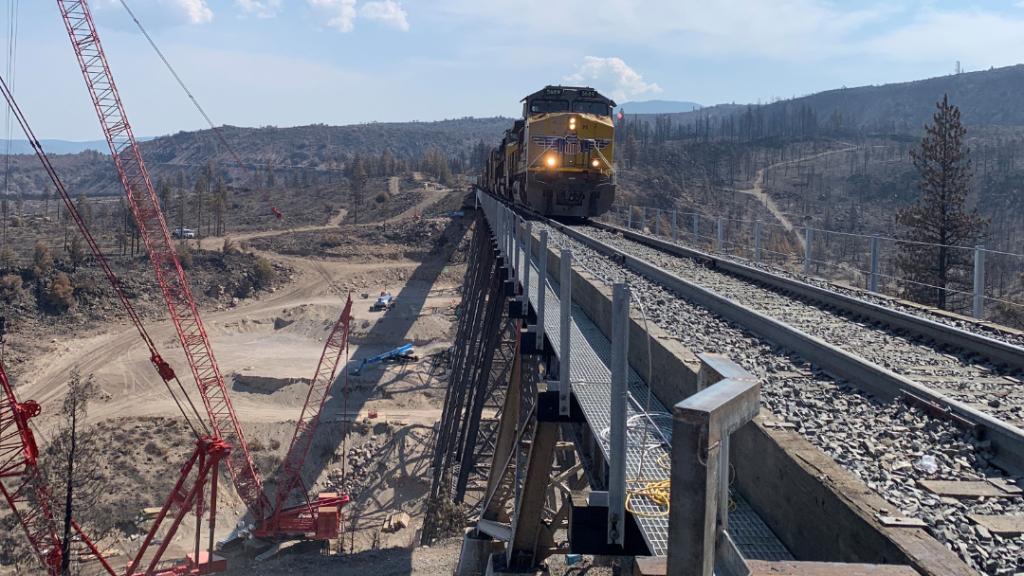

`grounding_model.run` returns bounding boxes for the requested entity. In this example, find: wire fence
[604,204,1024,323]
